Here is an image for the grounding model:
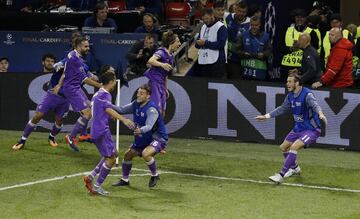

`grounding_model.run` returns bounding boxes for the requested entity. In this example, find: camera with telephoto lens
[312,1,333,17]
[142,47,154,61]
